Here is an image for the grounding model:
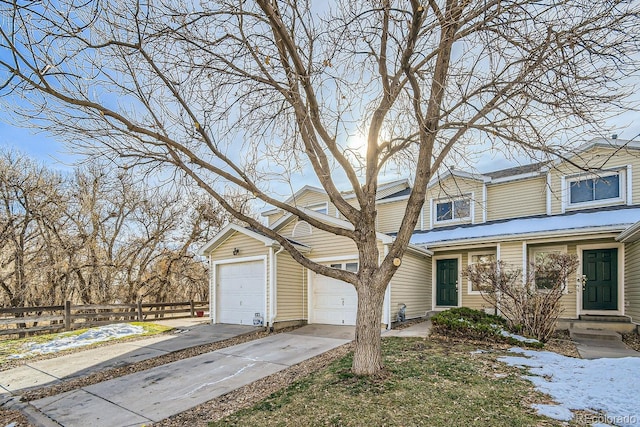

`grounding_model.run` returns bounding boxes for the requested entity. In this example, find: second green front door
[436,259,458,306]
